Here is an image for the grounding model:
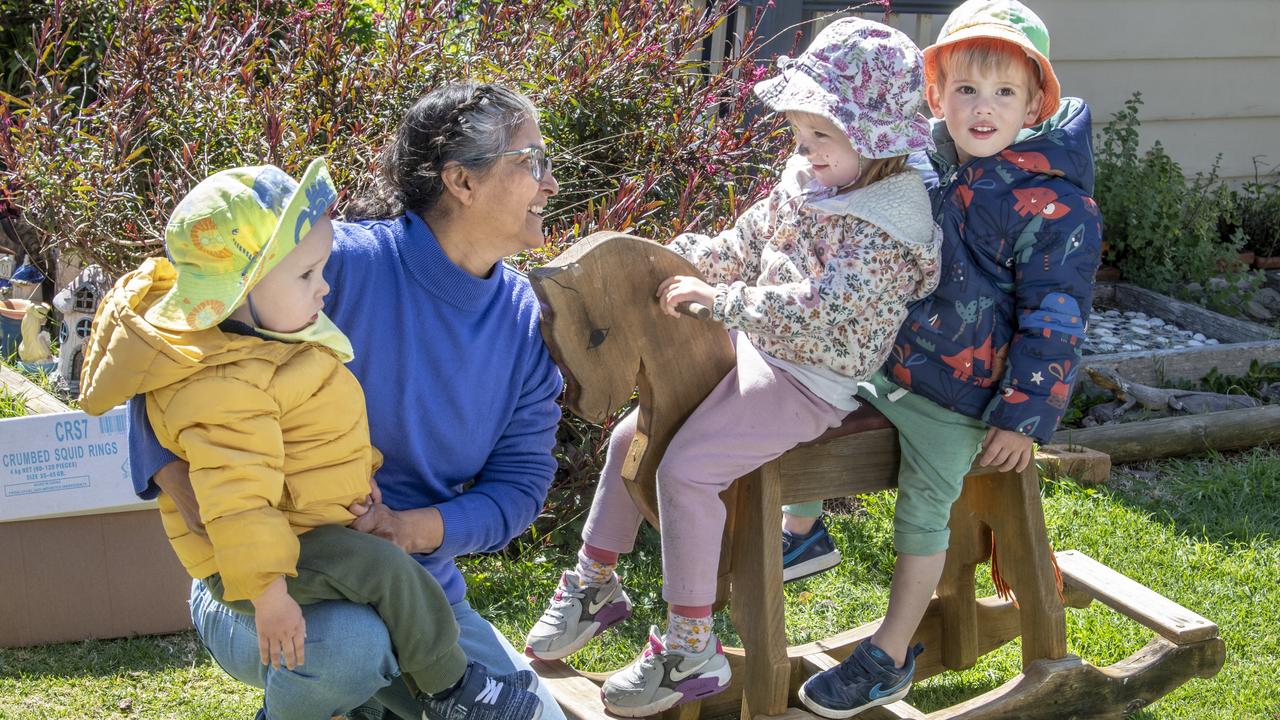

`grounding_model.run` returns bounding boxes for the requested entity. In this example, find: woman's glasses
[494,146,553,182]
